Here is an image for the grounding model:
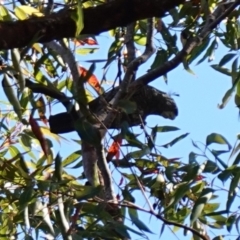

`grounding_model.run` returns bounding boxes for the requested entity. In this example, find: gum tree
[0,0,239,239]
